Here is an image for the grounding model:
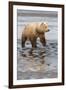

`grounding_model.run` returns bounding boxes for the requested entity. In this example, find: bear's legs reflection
[28,48,45,65]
